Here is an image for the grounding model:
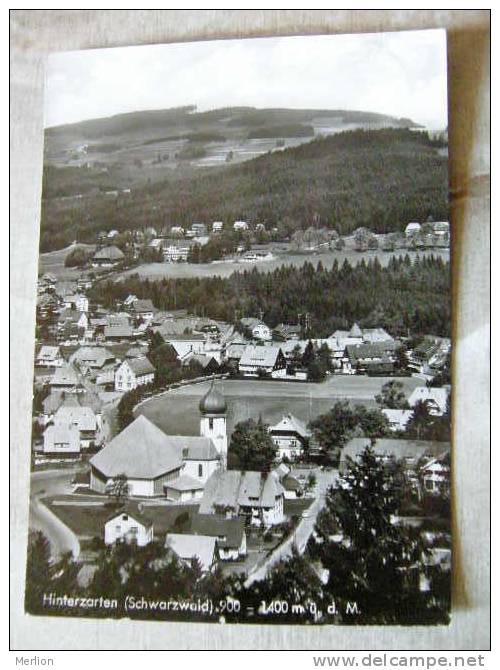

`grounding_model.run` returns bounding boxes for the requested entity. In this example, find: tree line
[89,253,451,338]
